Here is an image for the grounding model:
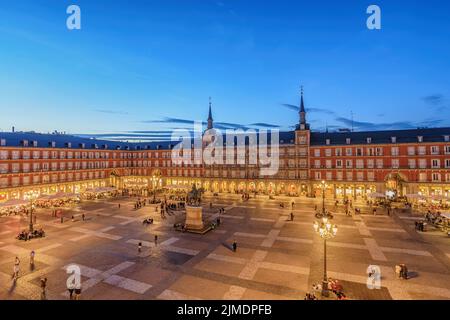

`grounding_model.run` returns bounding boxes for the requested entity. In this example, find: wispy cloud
[95,109,130,115]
